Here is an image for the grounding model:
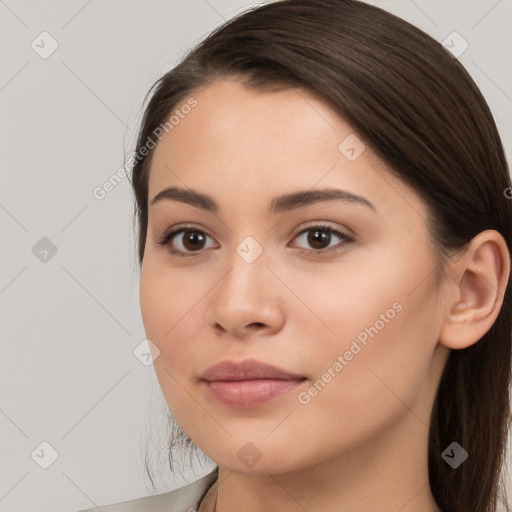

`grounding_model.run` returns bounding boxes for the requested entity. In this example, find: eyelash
[155,223,354,257]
